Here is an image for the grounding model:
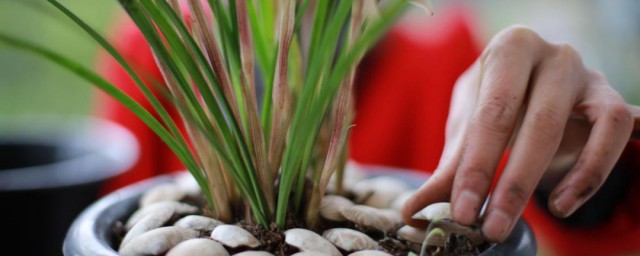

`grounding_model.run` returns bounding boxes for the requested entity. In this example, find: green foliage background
[0,0,117,115]
[1,0,639,116]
